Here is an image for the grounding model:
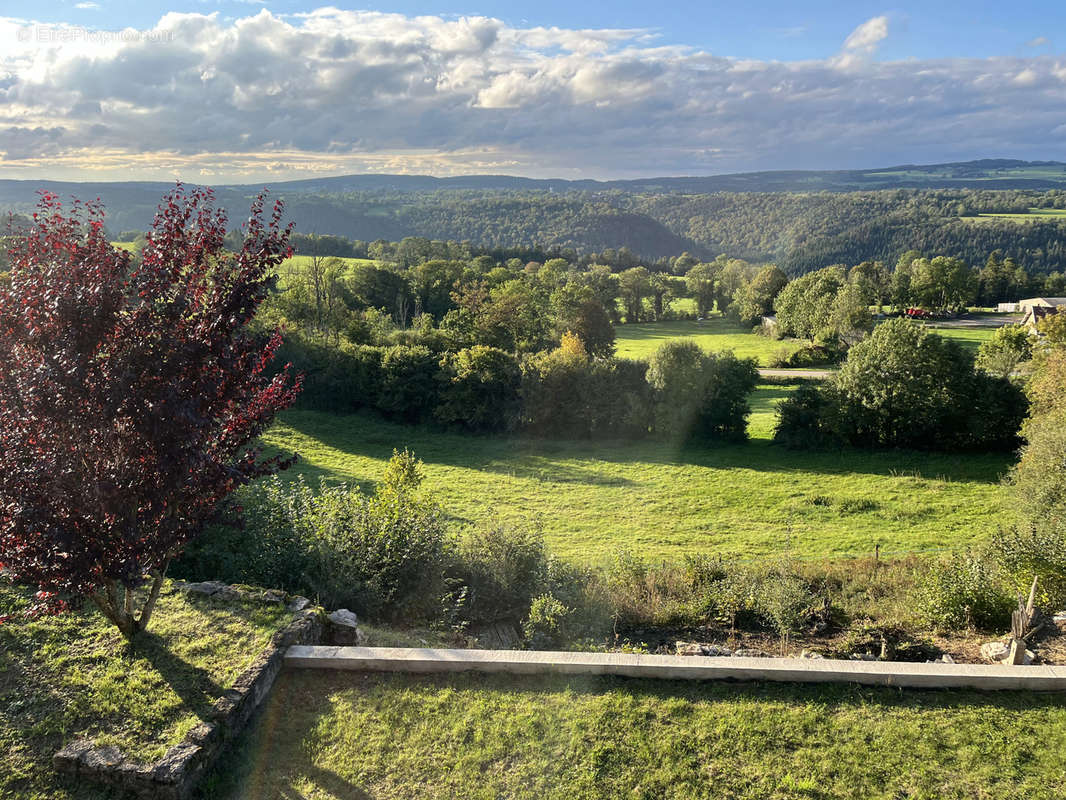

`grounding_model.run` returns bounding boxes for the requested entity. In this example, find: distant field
[211,670,1066,800]
[615,318,805,365]
[967,208,1066,223]
[261,385,1010,563]
[921,324,998,352]
[281,254,379,270]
